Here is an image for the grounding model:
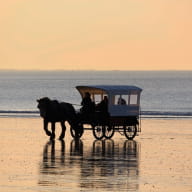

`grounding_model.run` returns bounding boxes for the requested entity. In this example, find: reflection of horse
[39,140,65,177]
[39,139,82,176]
[37,97,82,140]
